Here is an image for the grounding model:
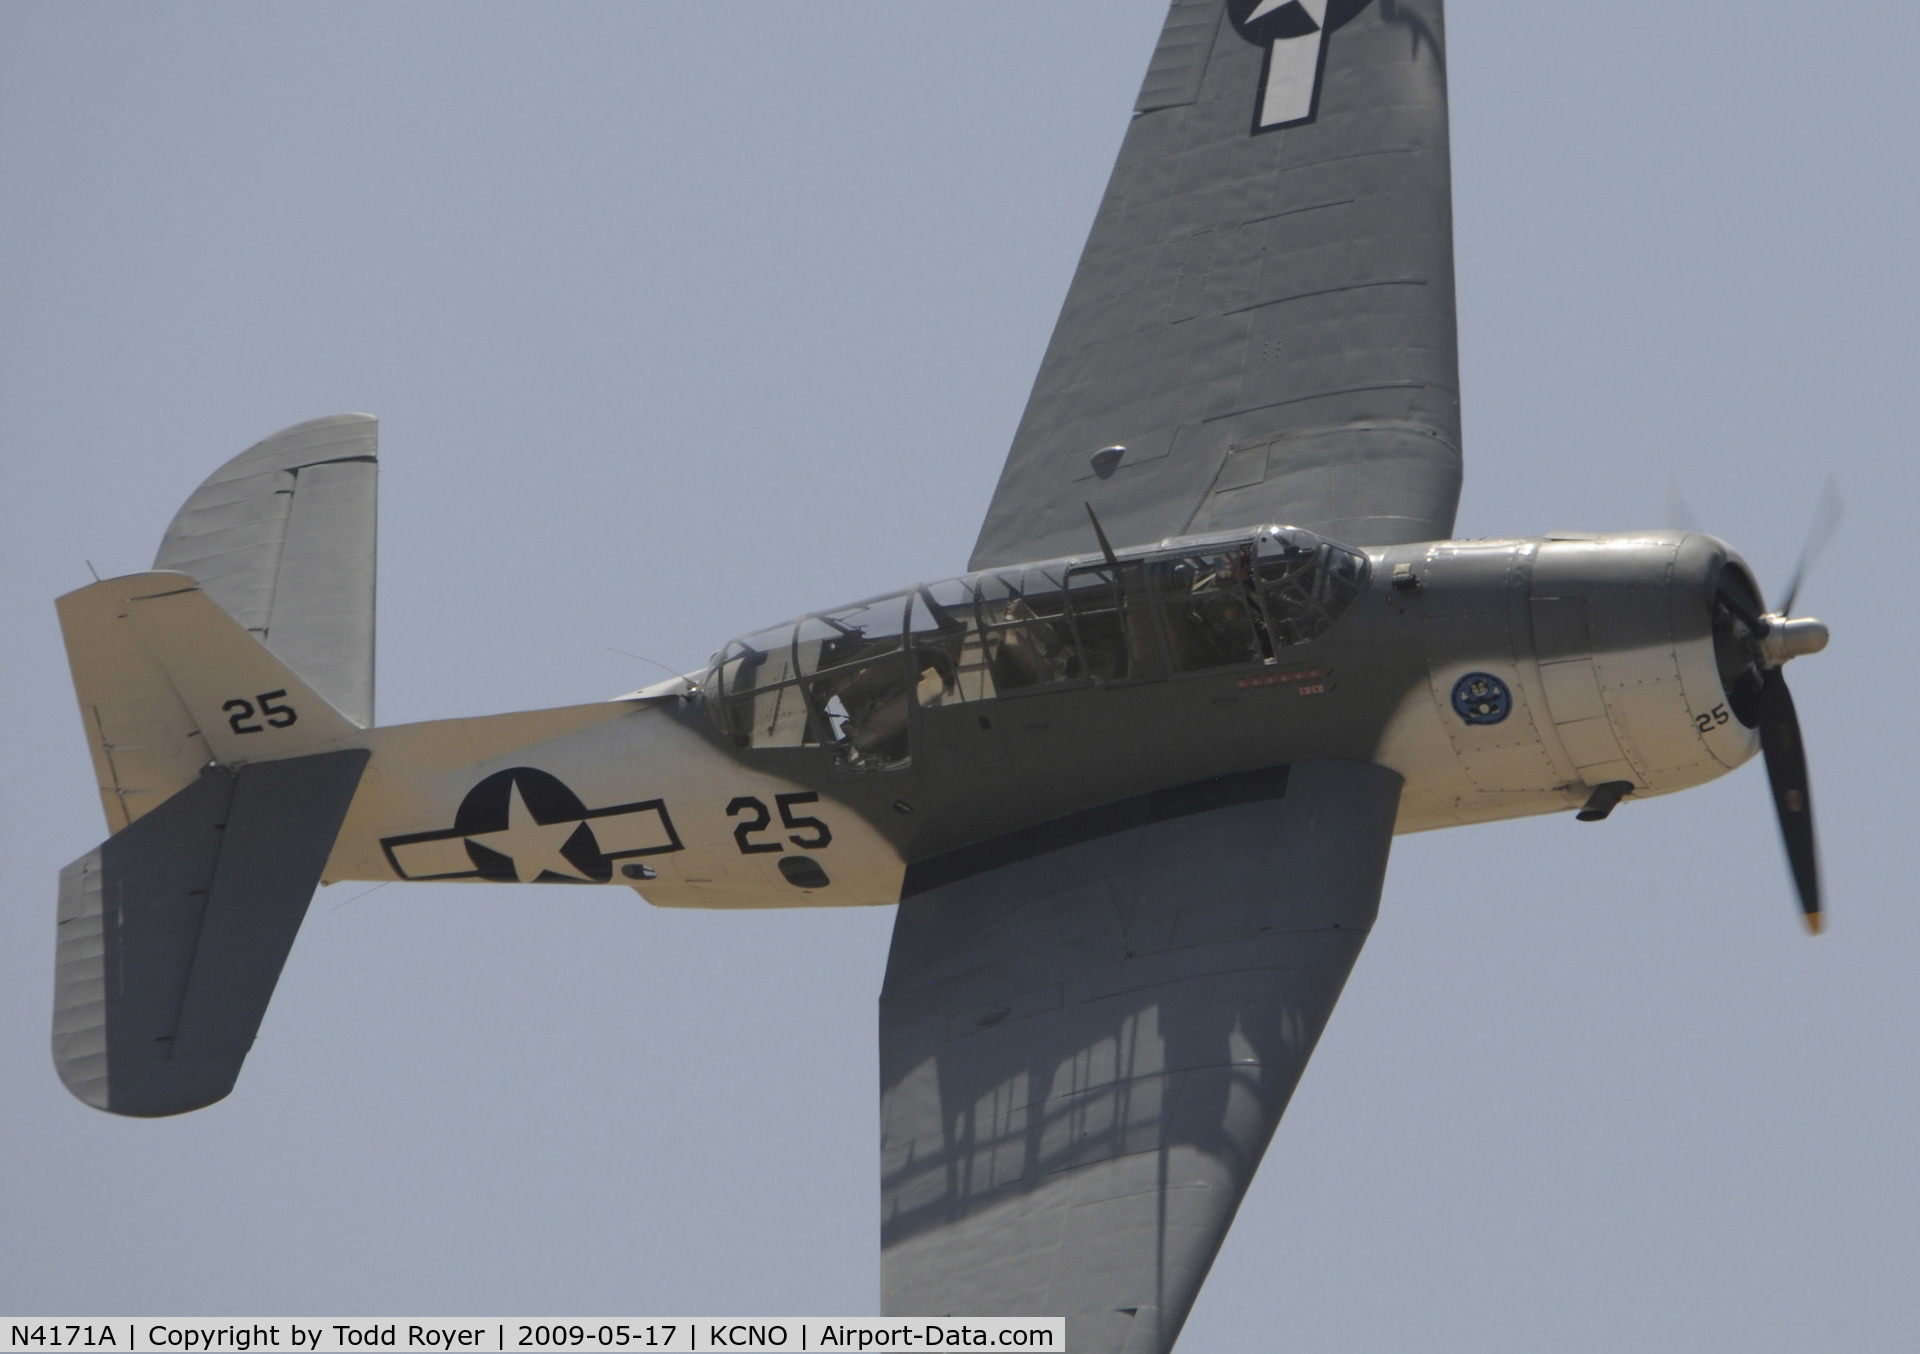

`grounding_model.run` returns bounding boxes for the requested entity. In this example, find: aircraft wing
[880,761,1401,1352]
[971,0,1460,568]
